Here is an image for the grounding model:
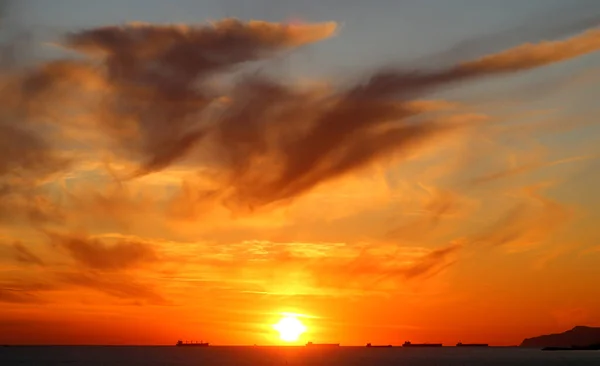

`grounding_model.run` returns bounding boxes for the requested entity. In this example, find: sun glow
[273,315,307,342]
